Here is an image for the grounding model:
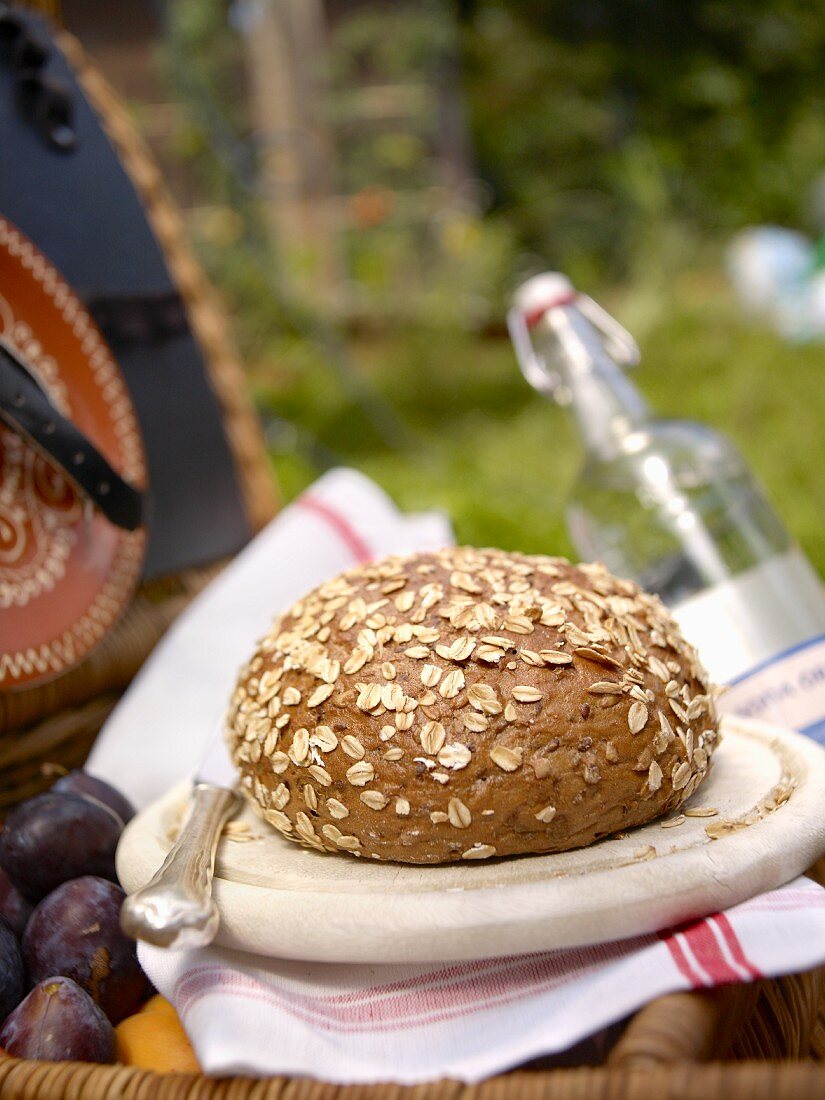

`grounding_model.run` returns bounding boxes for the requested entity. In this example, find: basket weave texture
[0,971,824,1099]
[1,23,824,1100]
